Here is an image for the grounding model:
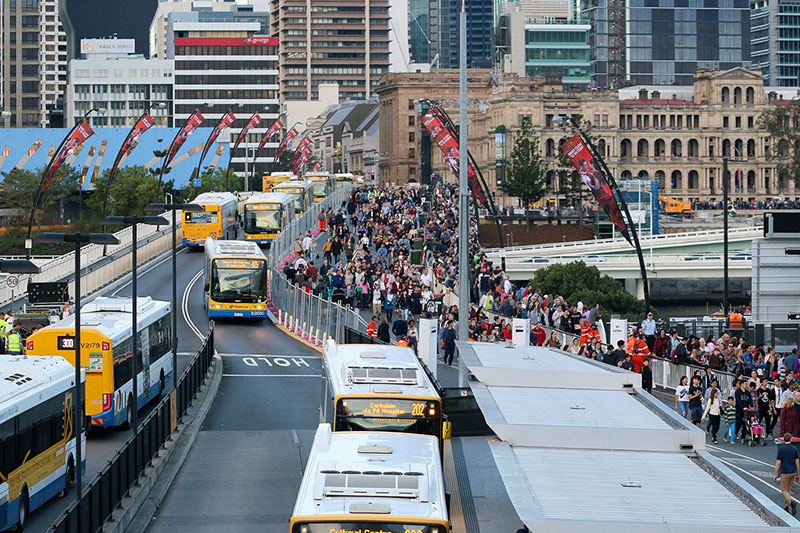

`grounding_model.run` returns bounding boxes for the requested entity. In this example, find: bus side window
[0,418,17,476]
